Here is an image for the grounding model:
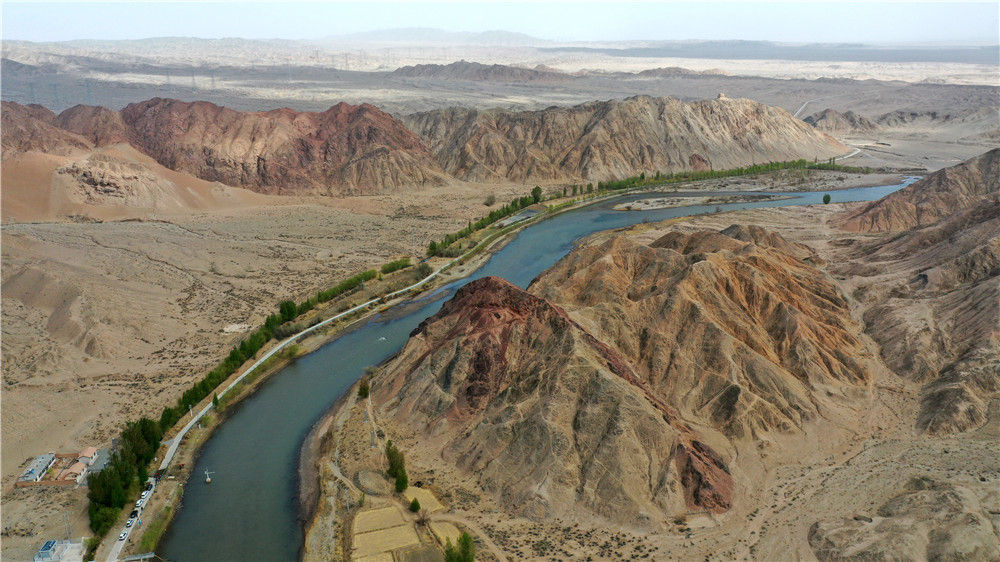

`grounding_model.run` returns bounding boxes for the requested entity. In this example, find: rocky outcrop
[803,108,878,132]
[839,148,1000,232]
[374,276,733,524]
[1,101,91,157]
[118,98,447,195]
[404,95,848,183]
[3,98,448,195]
[836,149,1000,434]
[531,228,878,440]
[809,477,1000,561]
[374,225,878,526]
[55,104,129,146]
[392,60,570,82]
